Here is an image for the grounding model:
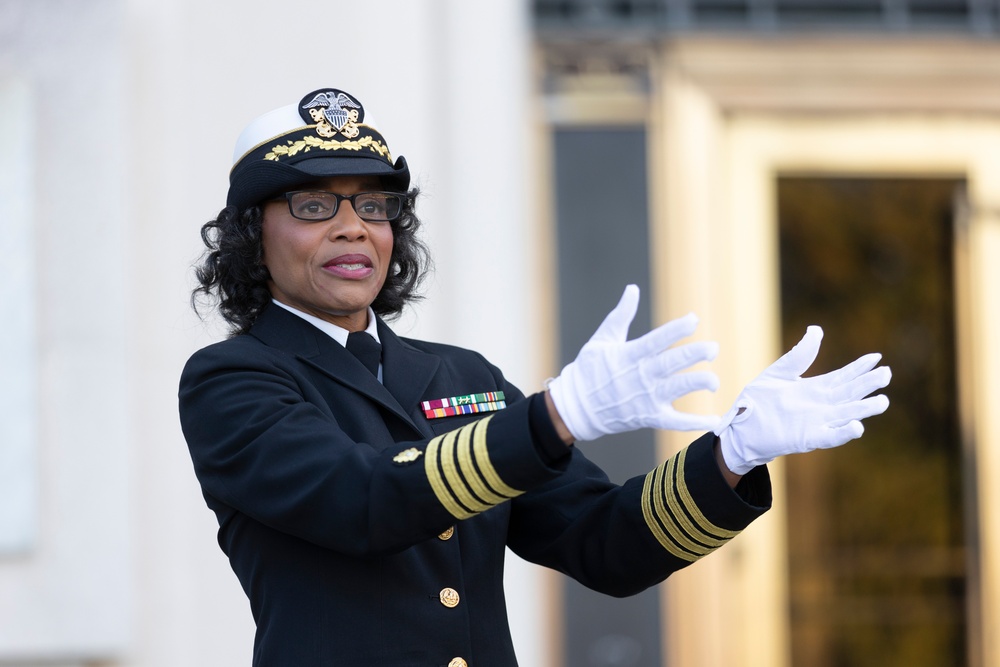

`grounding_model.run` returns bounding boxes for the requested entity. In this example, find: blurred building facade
[536,3,1000,667]
[1,1,999,666]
